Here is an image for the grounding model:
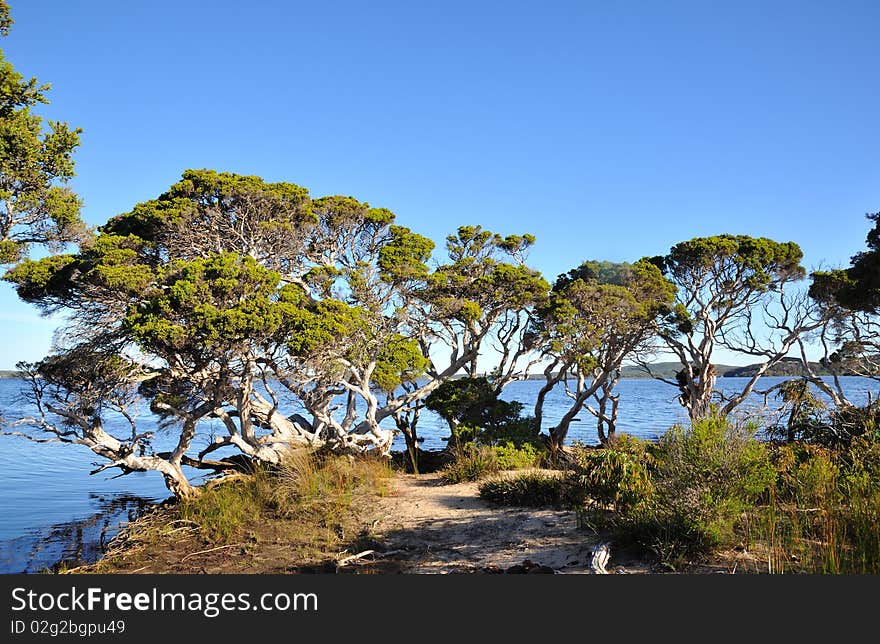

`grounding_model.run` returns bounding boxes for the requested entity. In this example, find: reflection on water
[1,375,877,573]
[0,494,157,573]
